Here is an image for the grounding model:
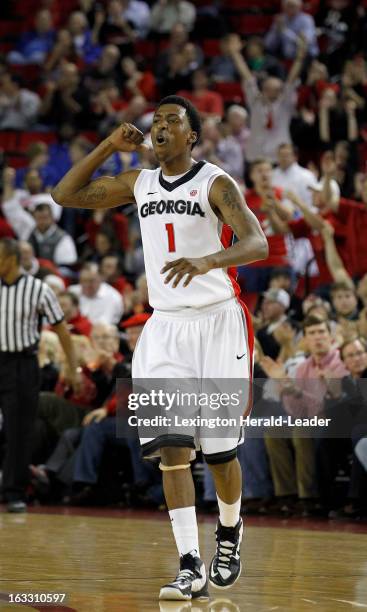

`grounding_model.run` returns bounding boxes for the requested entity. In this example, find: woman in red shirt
[121,56,157,102]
